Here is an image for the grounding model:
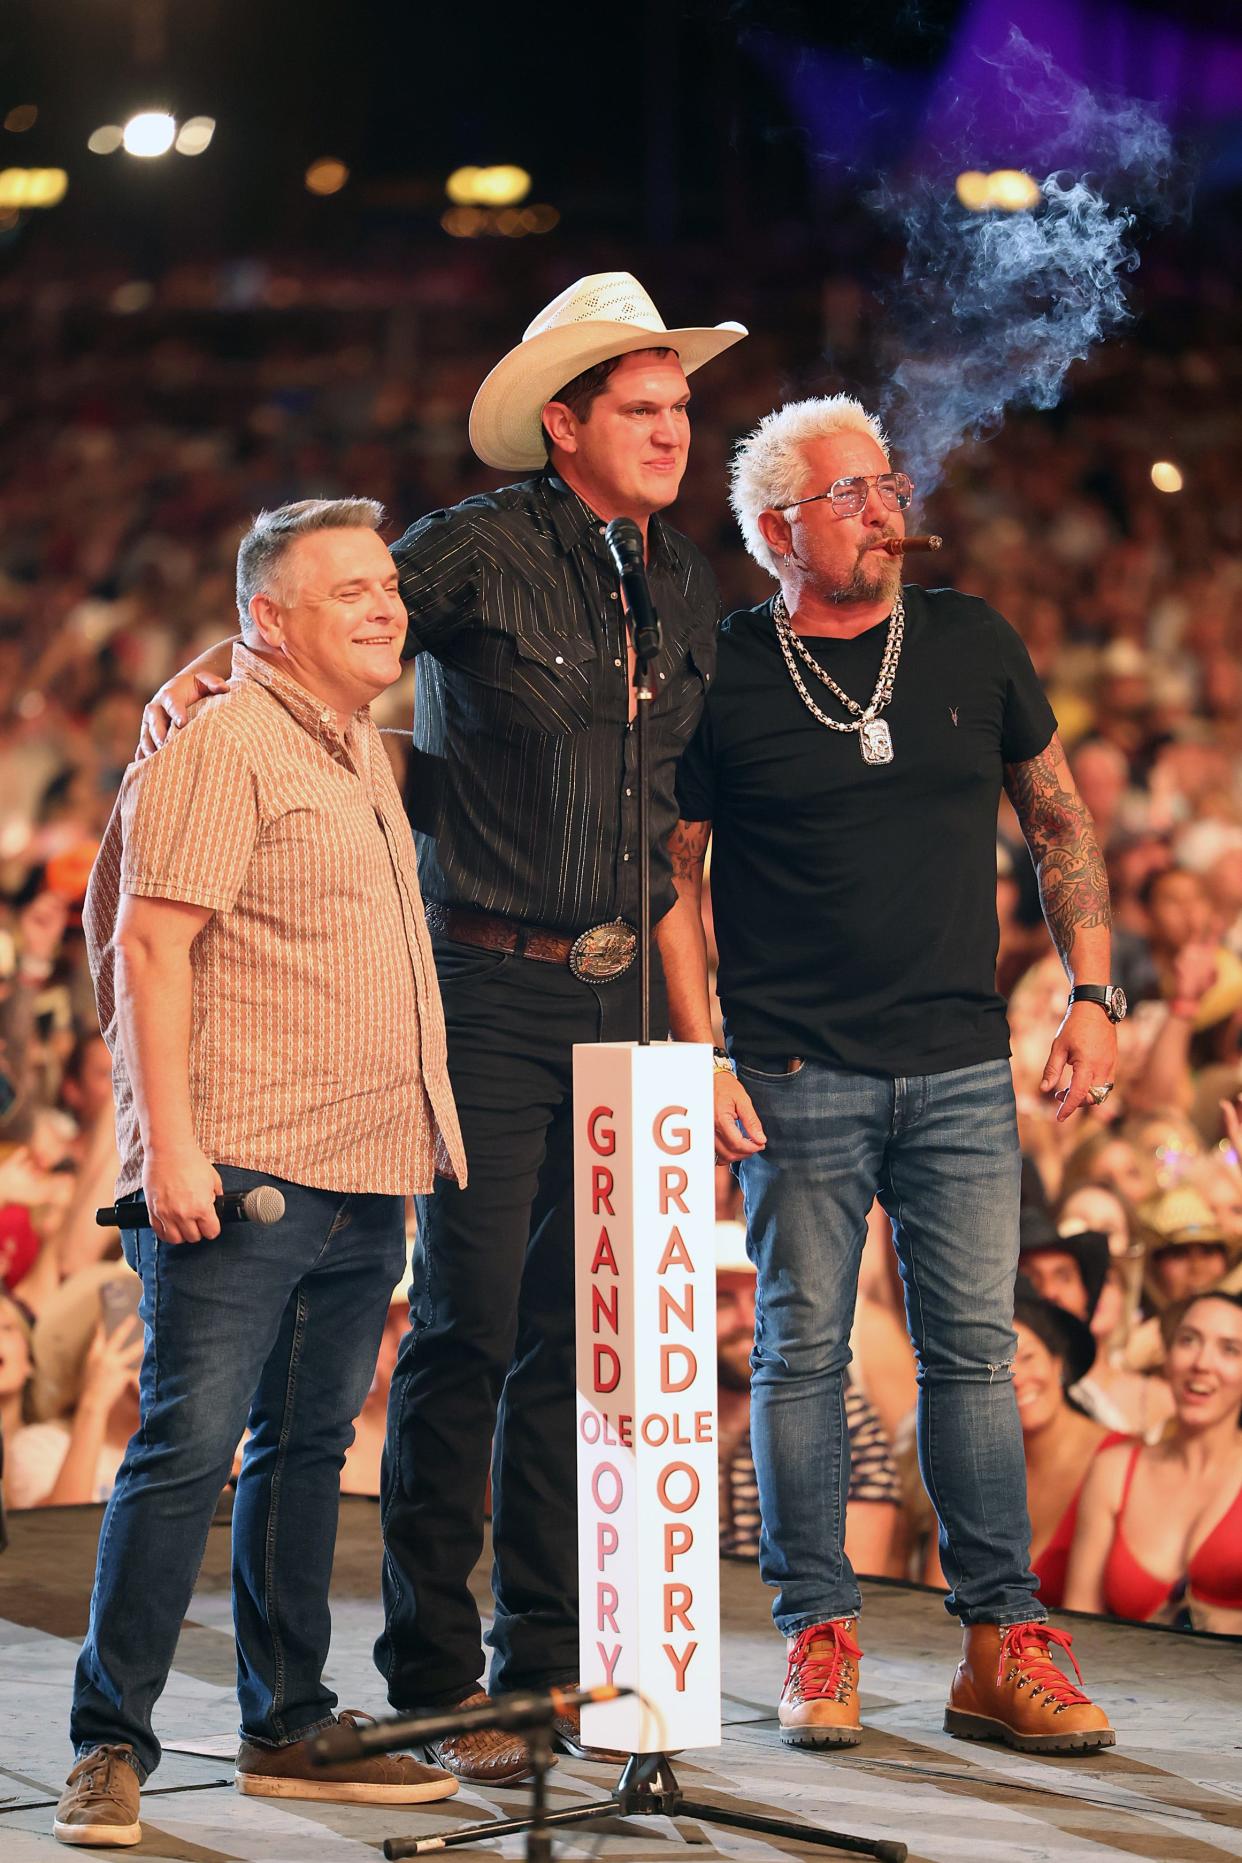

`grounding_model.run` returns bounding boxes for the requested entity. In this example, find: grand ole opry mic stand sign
[573,1040,720,1755]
